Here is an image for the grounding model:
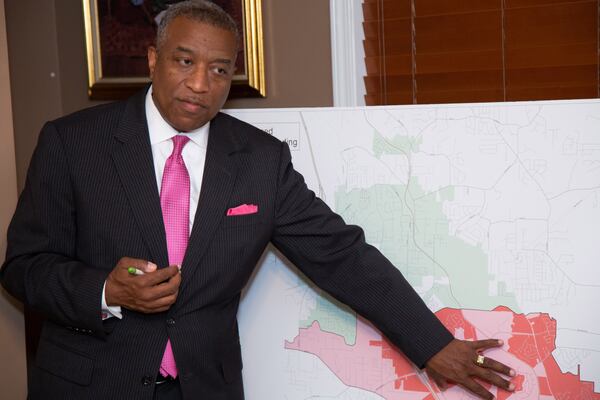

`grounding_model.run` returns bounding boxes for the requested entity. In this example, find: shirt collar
[145,86,210,148]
